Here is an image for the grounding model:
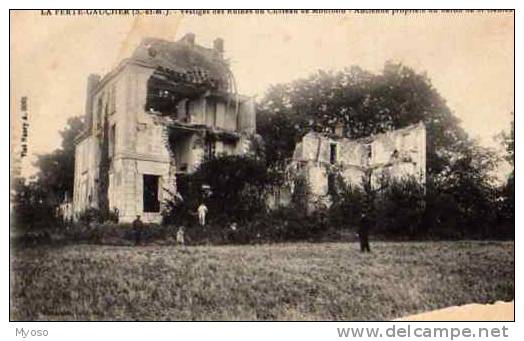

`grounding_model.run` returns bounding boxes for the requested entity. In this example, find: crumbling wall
[340,166,367,187]
[75,63,177,223]
[339,141,368,168]
[307,163,328,196]
[367,122,426,185]
[282,122,426,209]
